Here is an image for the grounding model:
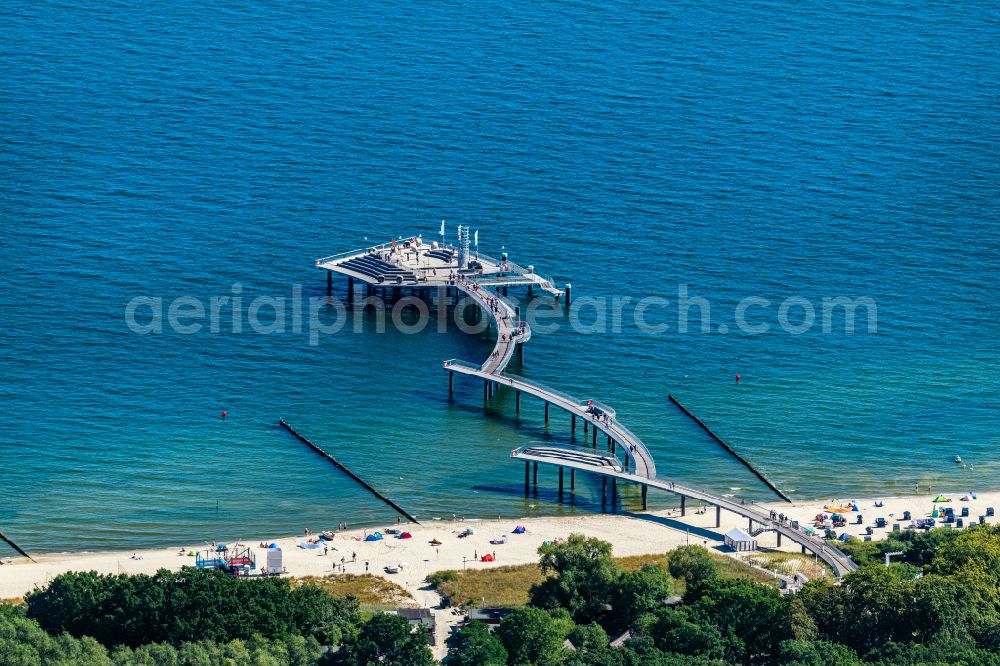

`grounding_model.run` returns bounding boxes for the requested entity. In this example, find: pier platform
[317,236,562,297]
